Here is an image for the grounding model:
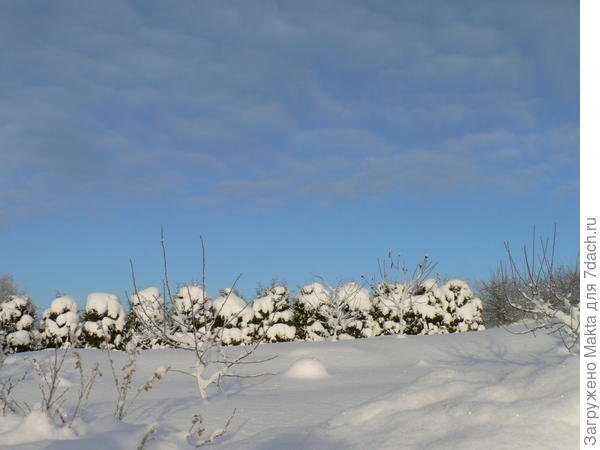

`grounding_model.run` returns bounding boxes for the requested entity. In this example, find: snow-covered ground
[0,326,578,449]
